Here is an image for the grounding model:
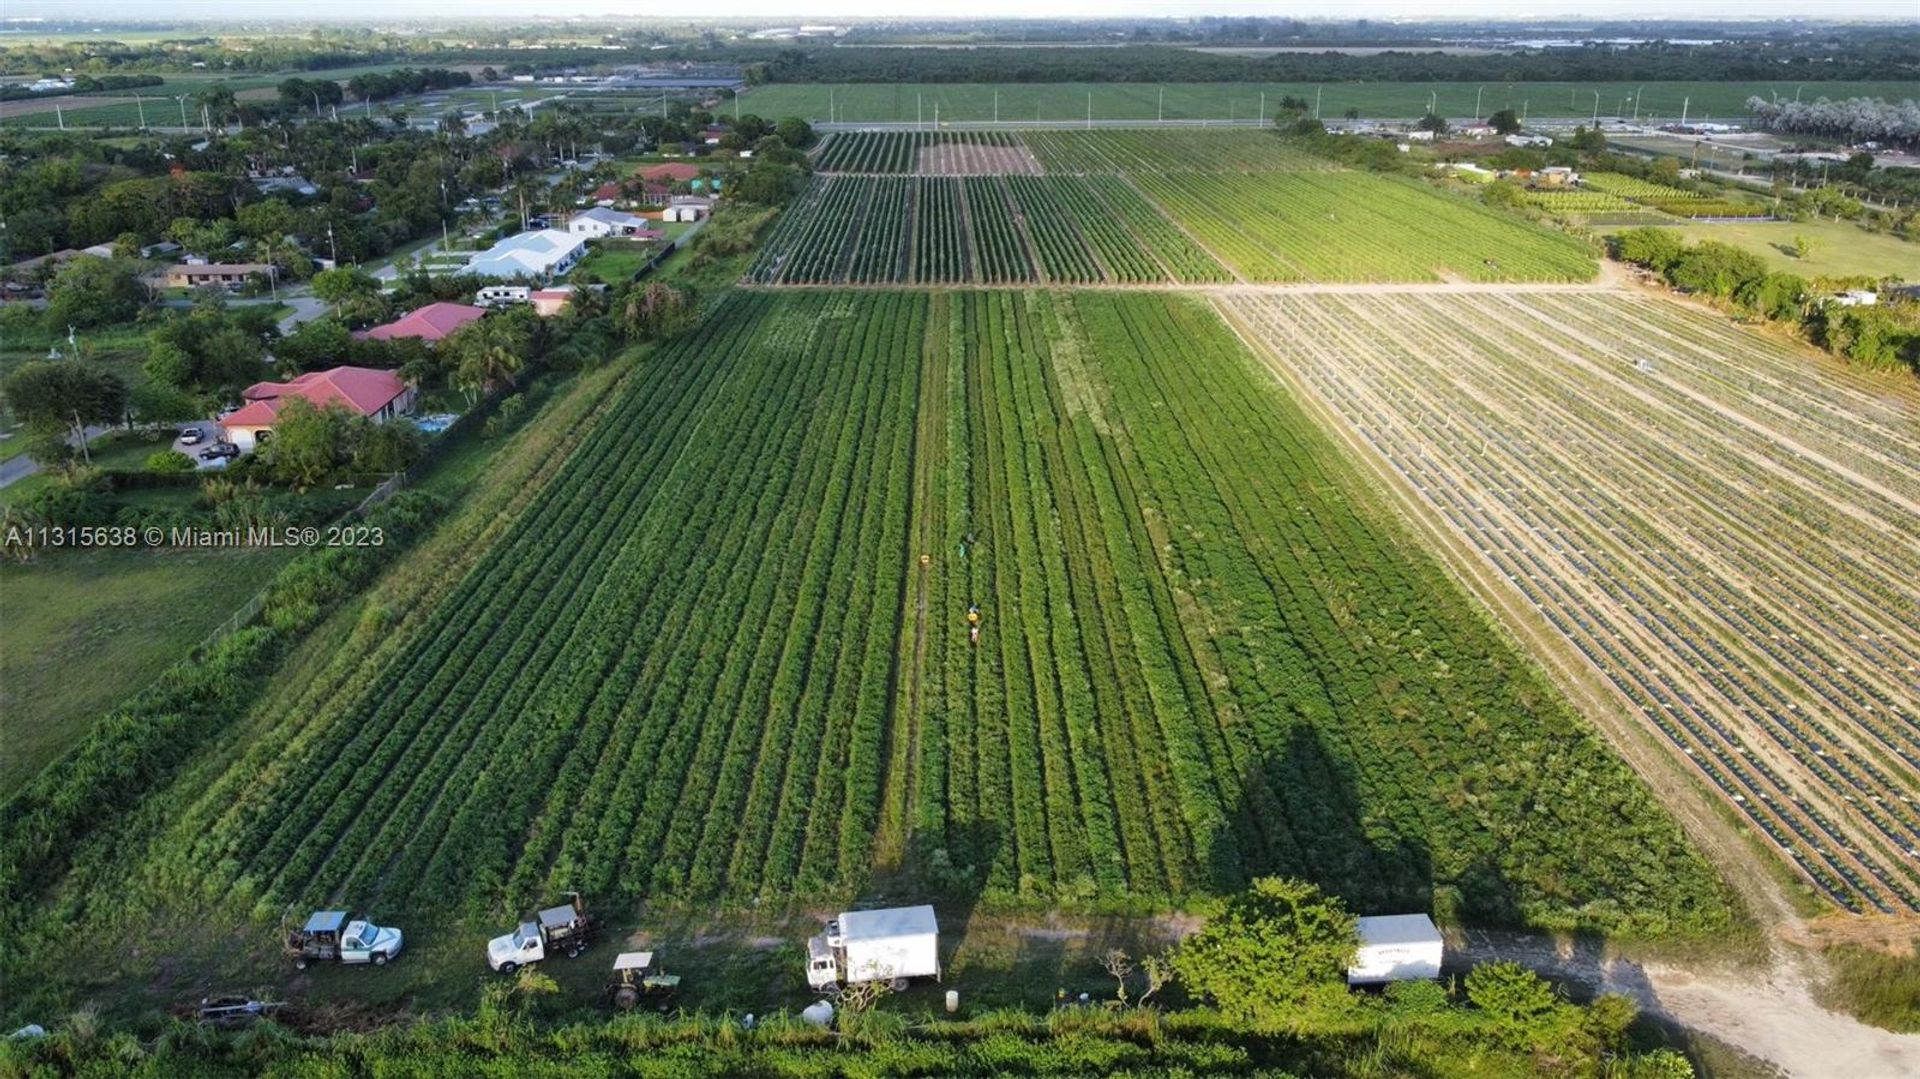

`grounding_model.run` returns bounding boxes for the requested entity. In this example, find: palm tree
[452,316,528,406]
